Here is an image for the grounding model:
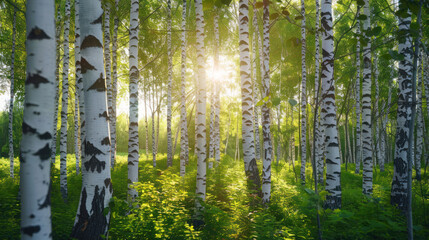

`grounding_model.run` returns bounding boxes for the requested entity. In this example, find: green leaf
[295,16,304,21]
[270,13,279,20]
[381,53,391,61]
[371,26,381,36]
[389,50,404,61]
[288,99,297,106]
[221,0,232,6]
[272,97,281,106]
[282,9,290,16]
[255,2,264,8]
[357,0,365,6]
[357,14,367,20]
